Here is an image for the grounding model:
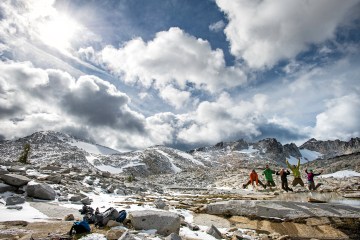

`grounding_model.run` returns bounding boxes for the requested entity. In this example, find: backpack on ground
[94,207,119,227]
[116,210,127,223]
[69,221,91,235]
